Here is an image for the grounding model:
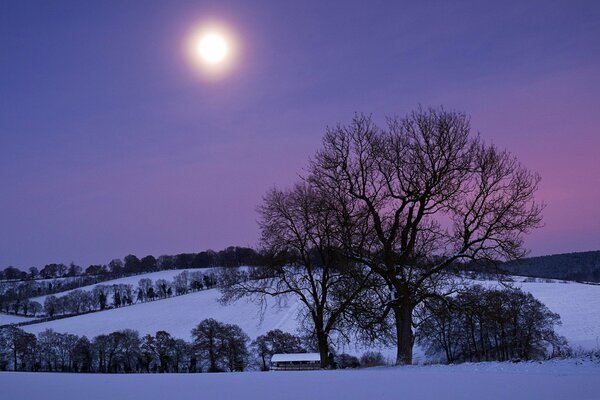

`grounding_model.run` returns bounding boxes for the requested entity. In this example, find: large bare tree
[308,107,544,364]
